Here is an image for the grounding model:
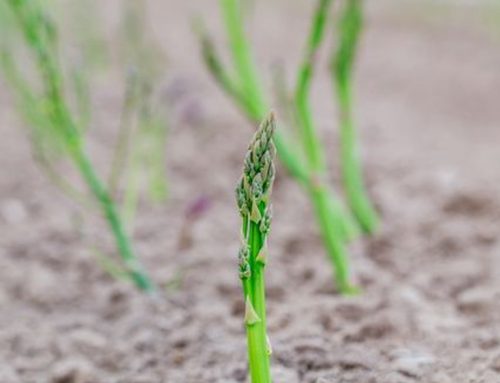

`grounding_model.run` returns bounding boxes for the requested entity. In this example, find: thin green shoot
[114,74,169,228]
[0,47,89,205]
[197,3,307,184]
[294,0,358,292]
[236,113,276,383]
[69,62,92,132]
[109,0,169,221]
[332,0,379,234]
